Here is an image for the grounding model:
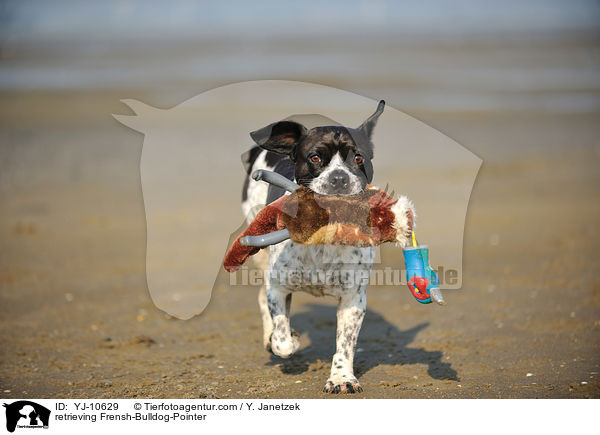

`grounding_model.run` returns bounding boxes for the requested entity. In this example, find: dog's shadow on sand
[266,304,459,382]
